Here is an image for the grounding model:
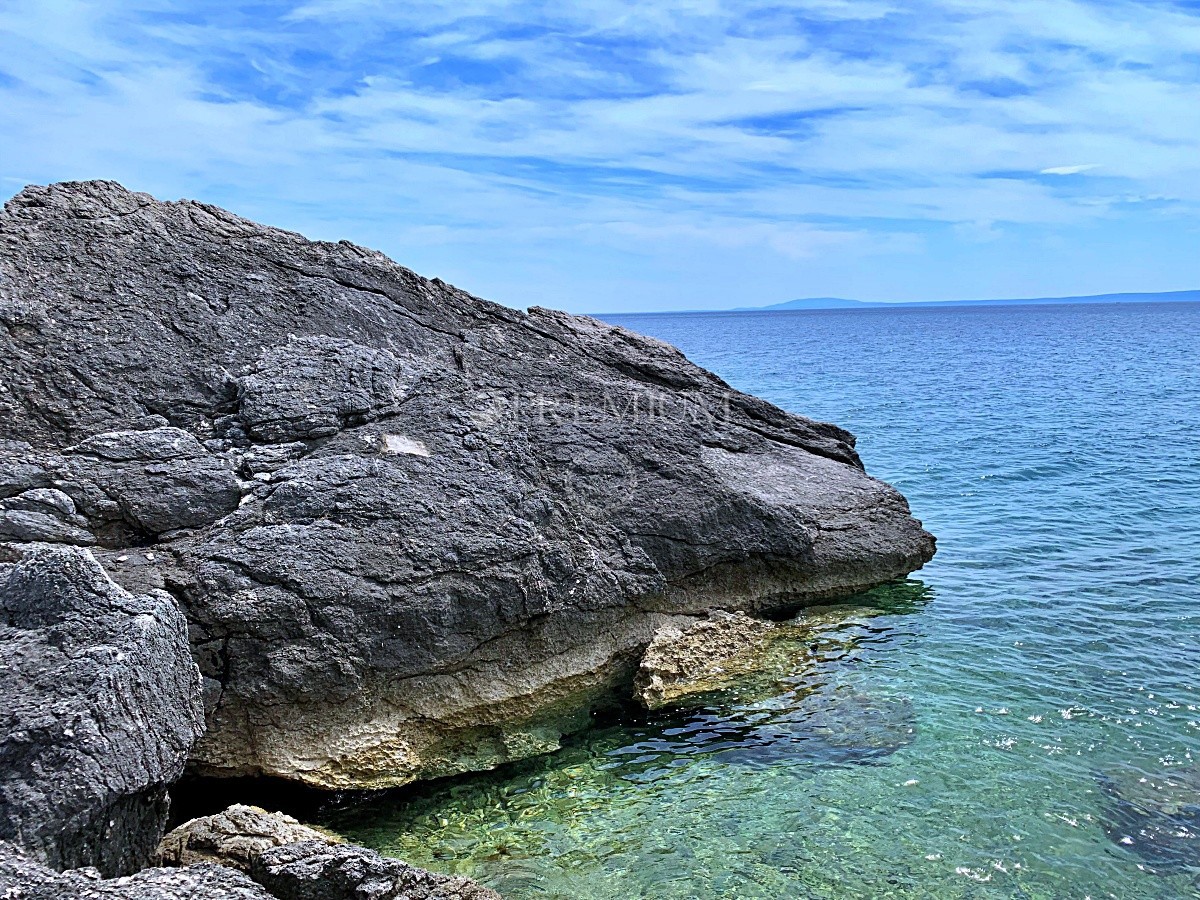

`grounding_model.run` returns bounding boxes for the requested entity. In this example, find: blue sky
[2,1,1199,312]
